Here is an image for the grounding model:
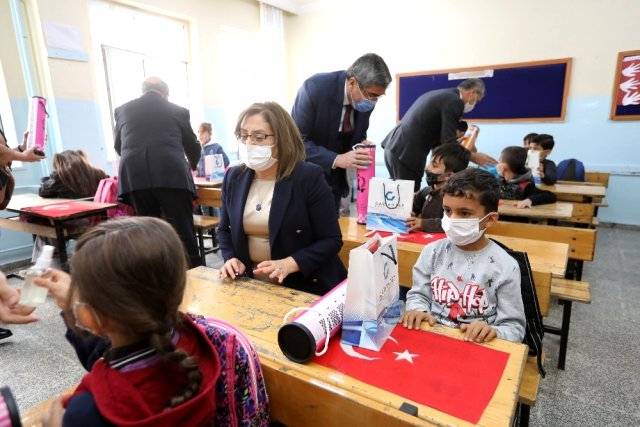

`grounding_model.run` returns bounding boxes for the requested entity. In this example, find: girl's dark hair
[69,217,201,409]
[443,168,500,213]
[500,146,529,175]
[53,150,107,197]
